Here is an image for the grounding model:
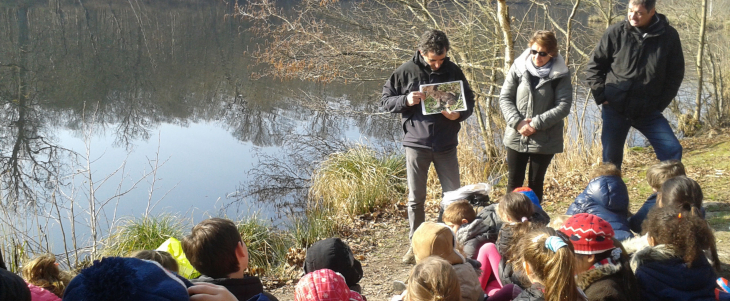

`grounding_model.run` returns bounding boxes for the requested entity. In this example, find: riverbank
[265,128,730,301]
